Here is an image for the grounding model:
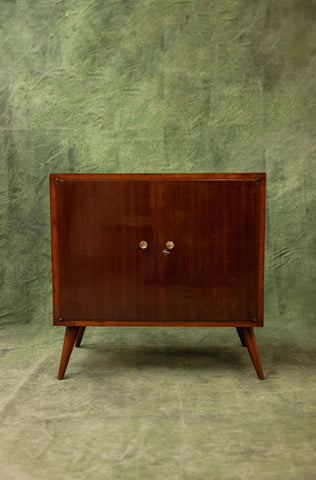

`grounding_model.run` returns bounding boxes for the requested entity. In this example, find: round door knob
[139,240,148,249]
[166,241,175,250]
